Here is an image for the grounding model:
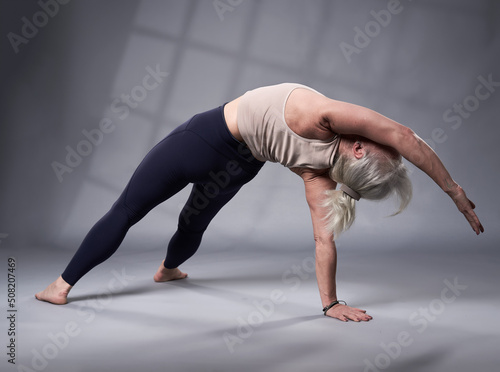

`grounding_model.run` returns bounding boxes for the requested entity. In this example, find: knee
[177,220,206,235]
[169,224,204,253]
[178,205,202,228]
[177,208,211,233]
[109,201,143,227]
